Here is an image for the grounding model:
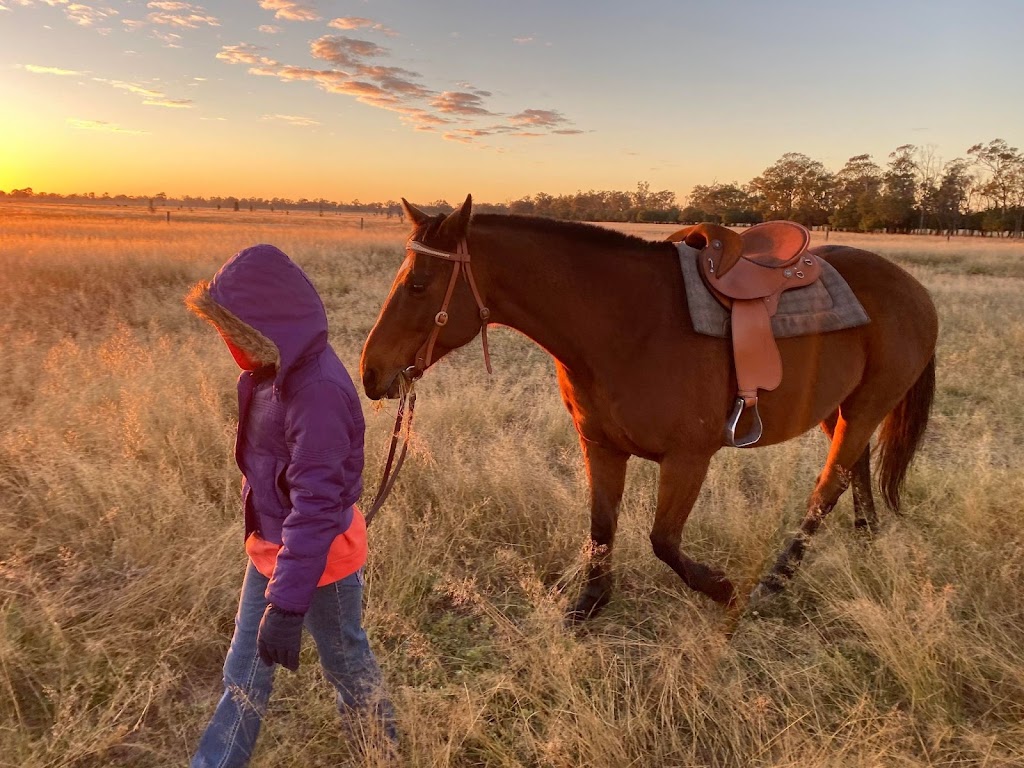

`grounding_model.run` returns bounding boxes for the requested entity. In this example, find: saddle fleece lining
[676,242,870,339]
